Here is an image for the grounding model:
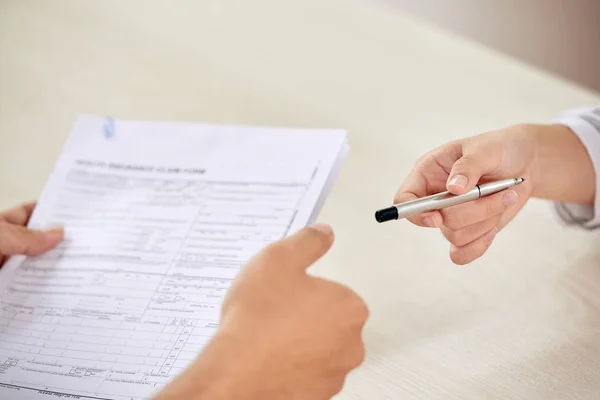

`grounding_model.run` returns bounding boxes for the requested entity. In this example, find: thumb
[262,223,334,271]
[447,146,500,195]
[0,223,64,256]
